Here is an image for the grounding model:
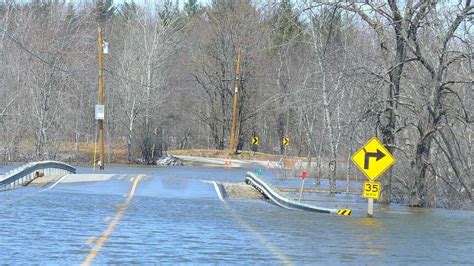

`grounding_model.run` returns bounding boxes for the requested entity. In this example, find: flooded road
[0,166,472,264]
